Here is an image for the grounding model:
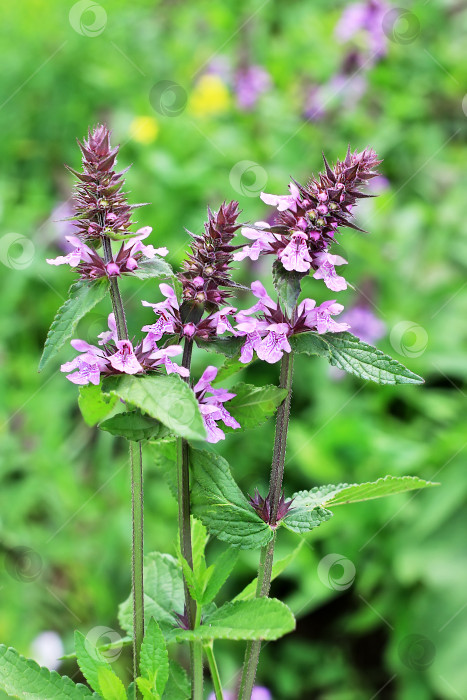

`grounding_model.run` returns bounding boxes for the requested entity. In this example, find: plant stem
[238,350,295,700]
[204,643,224,700]
[102,234,143,698]
[177,339,203,699]
[130,440,144,683]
